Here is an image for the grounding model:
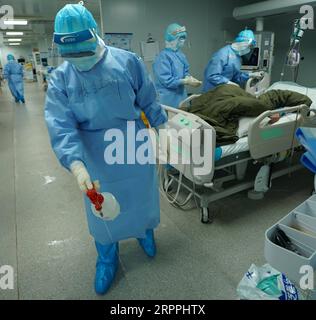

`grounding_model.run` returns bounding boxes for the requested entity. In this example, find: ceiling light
[7,39,22,41]
[9,43,21,46]
[4,19,28,25]
[6,32,24,36]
